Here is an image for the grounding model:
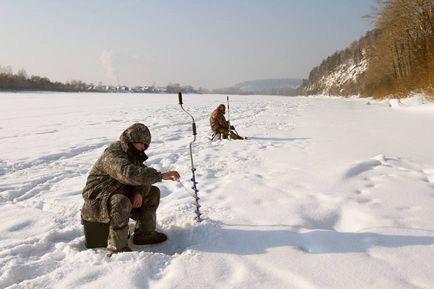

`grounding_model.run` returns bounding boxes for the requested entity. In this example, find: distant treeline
[0,67,89,92]
[0,66,199,93]
[299,0,434,98]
